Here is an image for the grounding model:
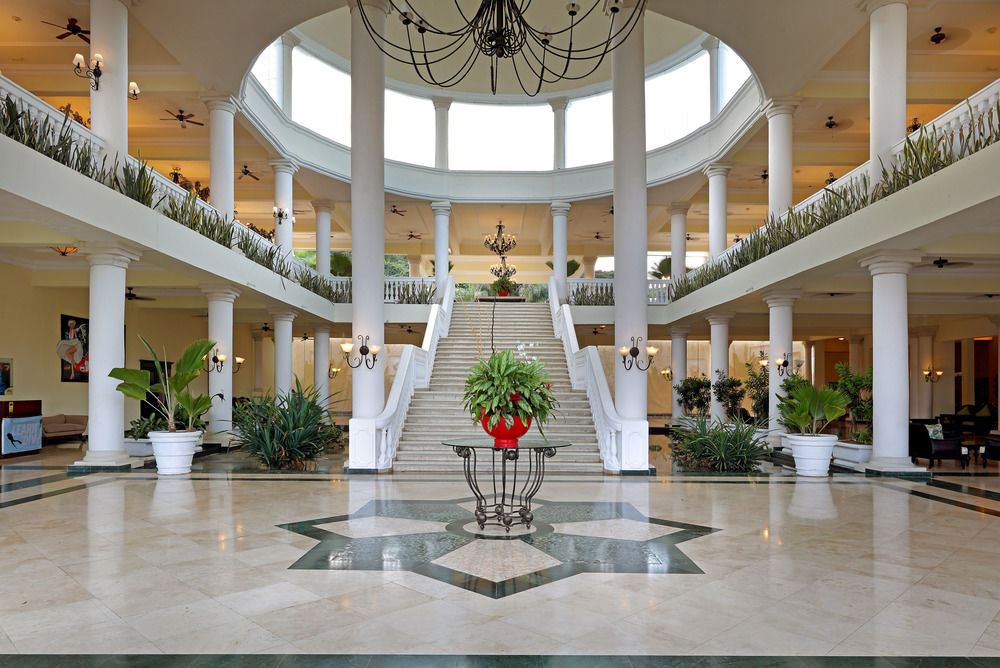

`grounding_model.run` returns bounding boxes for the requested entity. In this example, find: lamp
[127,81,140,100]
[356,0,646,96]
[232,356,245,374]
[343,335,380,370]
[619,336,655,372]
[923,367,944,383]
[72,52,102,90]
[907,117,922,134]
[51,246,78,256]
[660,368,672,381]
[774,353,791,377]
[484,221,516,256]
[490,256,517,279]
[273,207,289,225]
[328,364,341,380]
[758,357,769,369]
[202,348,228,373]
